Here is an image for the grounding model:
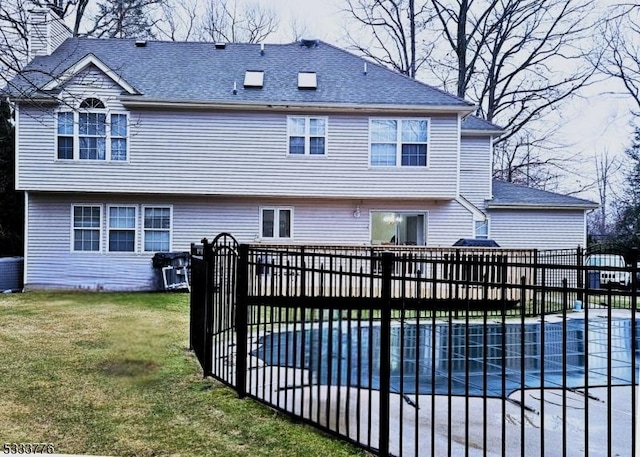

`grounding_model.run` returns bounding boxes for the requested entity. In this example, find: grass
[0,292,368,457]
